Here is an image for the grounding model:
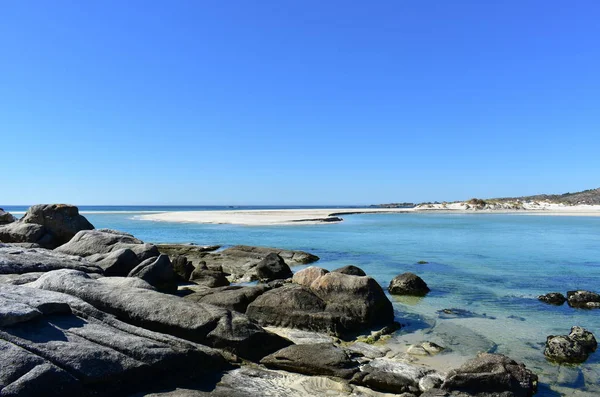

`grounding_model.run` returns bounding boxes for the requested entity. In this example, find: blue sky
[1,1,599,205]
